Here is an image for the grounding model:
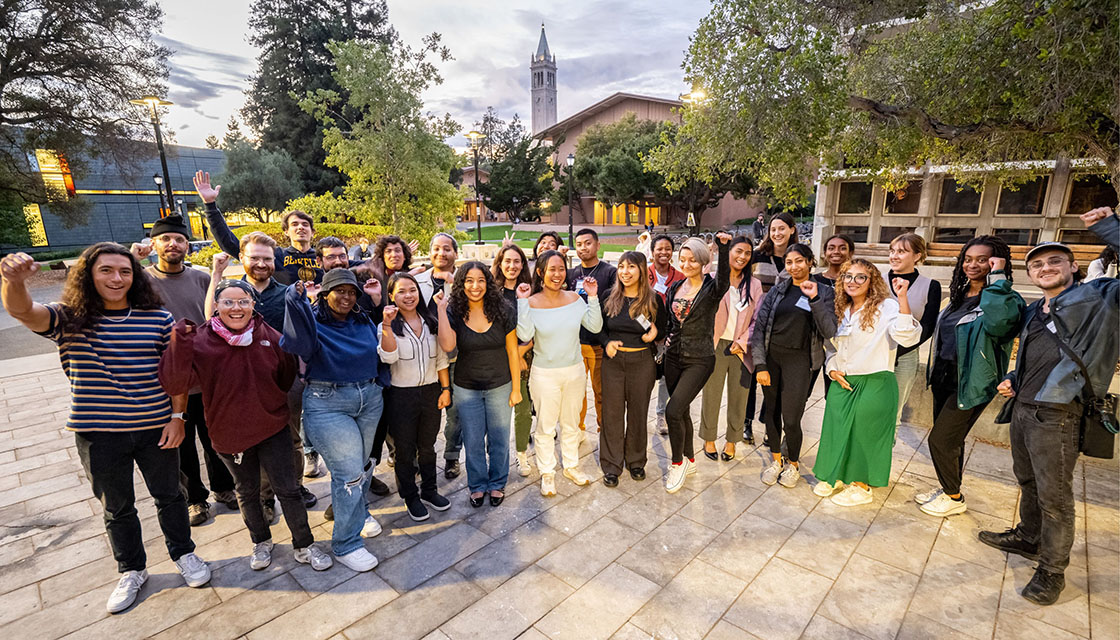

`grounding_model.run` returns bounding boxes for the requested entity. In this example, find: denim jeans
[443,361,463,461]
[75,429,195,573]
[302,379,383,556]
[656,378,669,418]
[895,348,921,424]
[1009,400,1081,573]
[454,382,513,493]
